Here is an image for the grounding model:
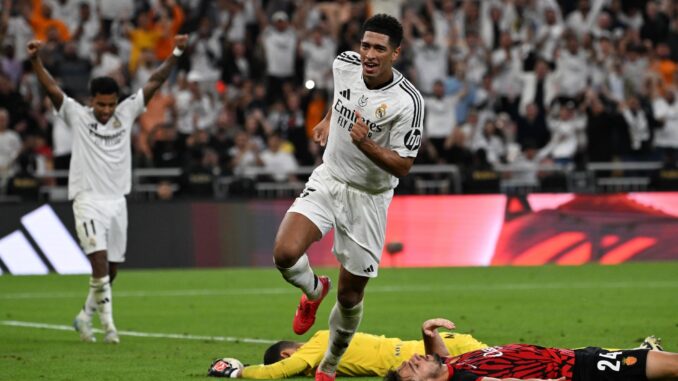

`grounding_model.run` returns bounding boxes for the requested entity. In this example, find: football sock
[319,300,363,374]
[91,275,116,332]
[76,277,100,321]
[278,254,322,300]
